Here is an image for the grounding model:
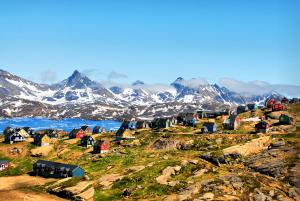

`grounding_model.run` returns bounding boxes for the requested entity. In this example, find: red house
[69,128,85,139]
[266,98,276,108]
[81,125,91,134]
[93,140,109,154]
[272,102,285,111]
